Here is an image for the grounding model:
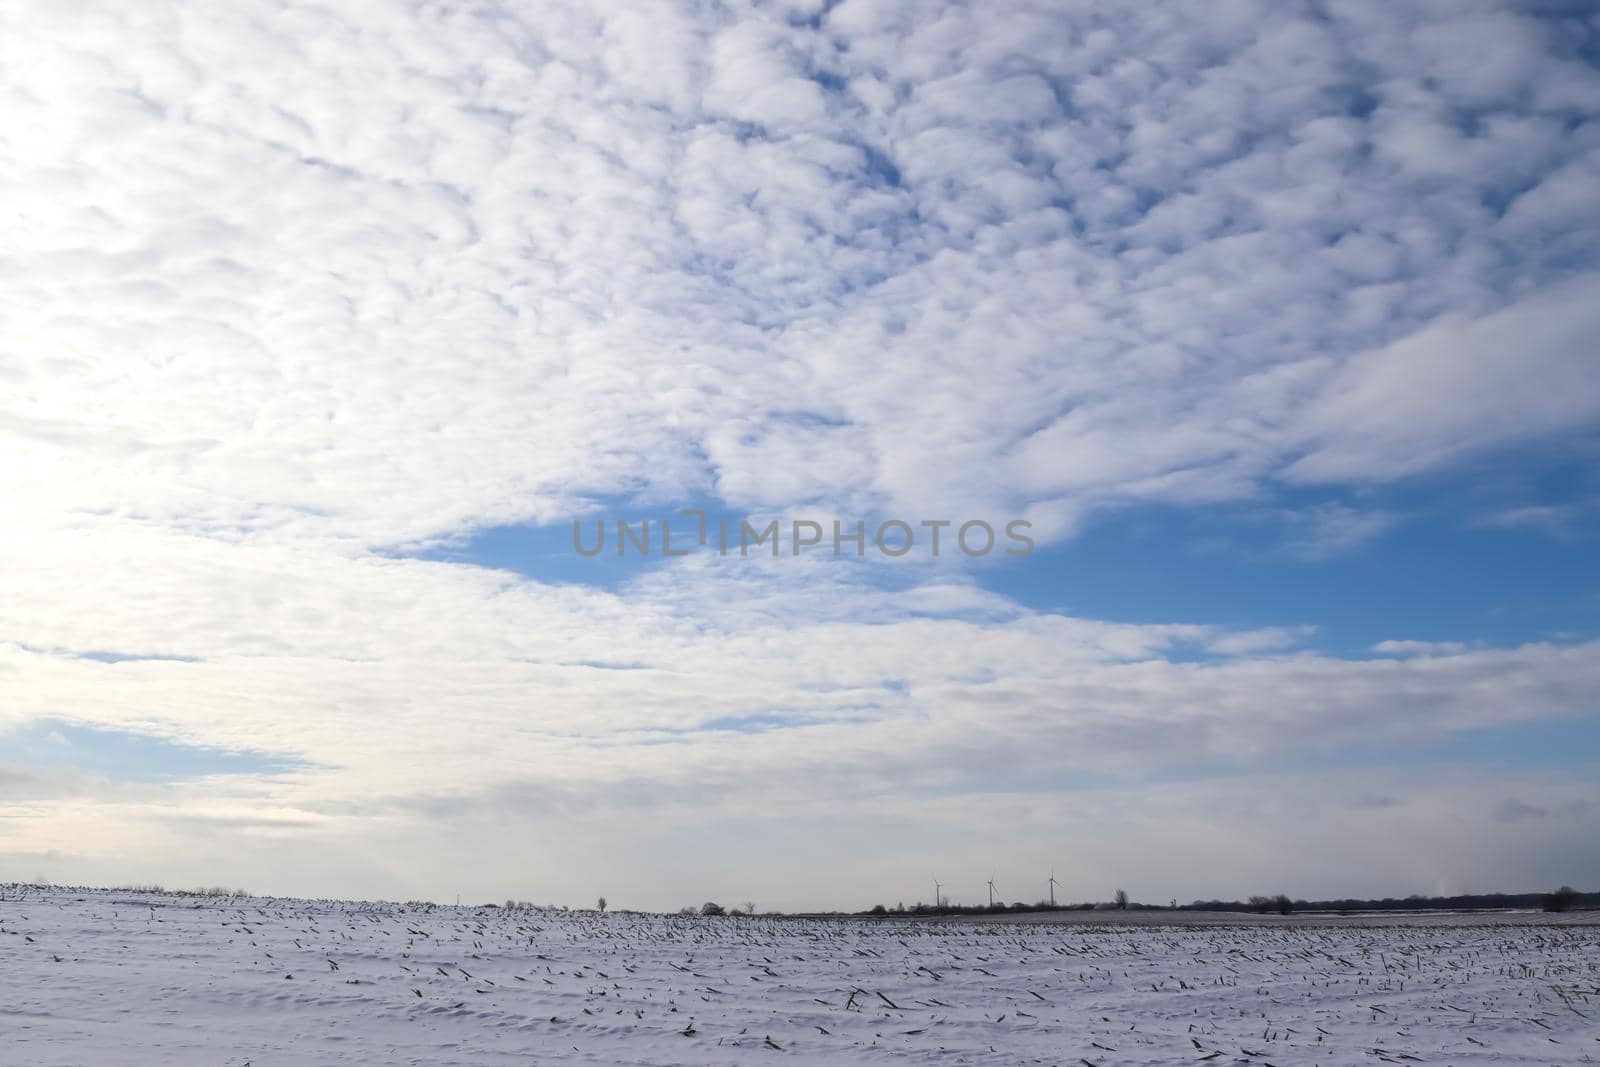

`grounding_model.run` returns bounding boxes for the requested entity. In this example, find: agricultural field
[1,887,1597,1065]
